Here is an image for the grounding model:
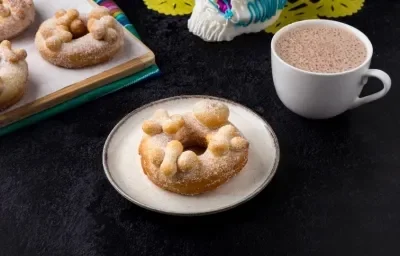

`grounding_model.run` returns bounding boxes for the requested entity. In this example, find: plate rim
[102,95,280,216]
